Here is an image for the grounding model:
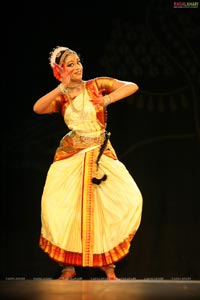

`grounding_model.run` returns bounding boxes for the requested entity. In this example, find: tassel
[92,174,107,185]
[91,131,110,185]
